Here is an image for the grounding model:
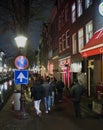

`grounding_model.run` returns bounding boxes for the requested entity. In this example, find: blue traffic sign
[15,55,29,69]
[14,70,28,84]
